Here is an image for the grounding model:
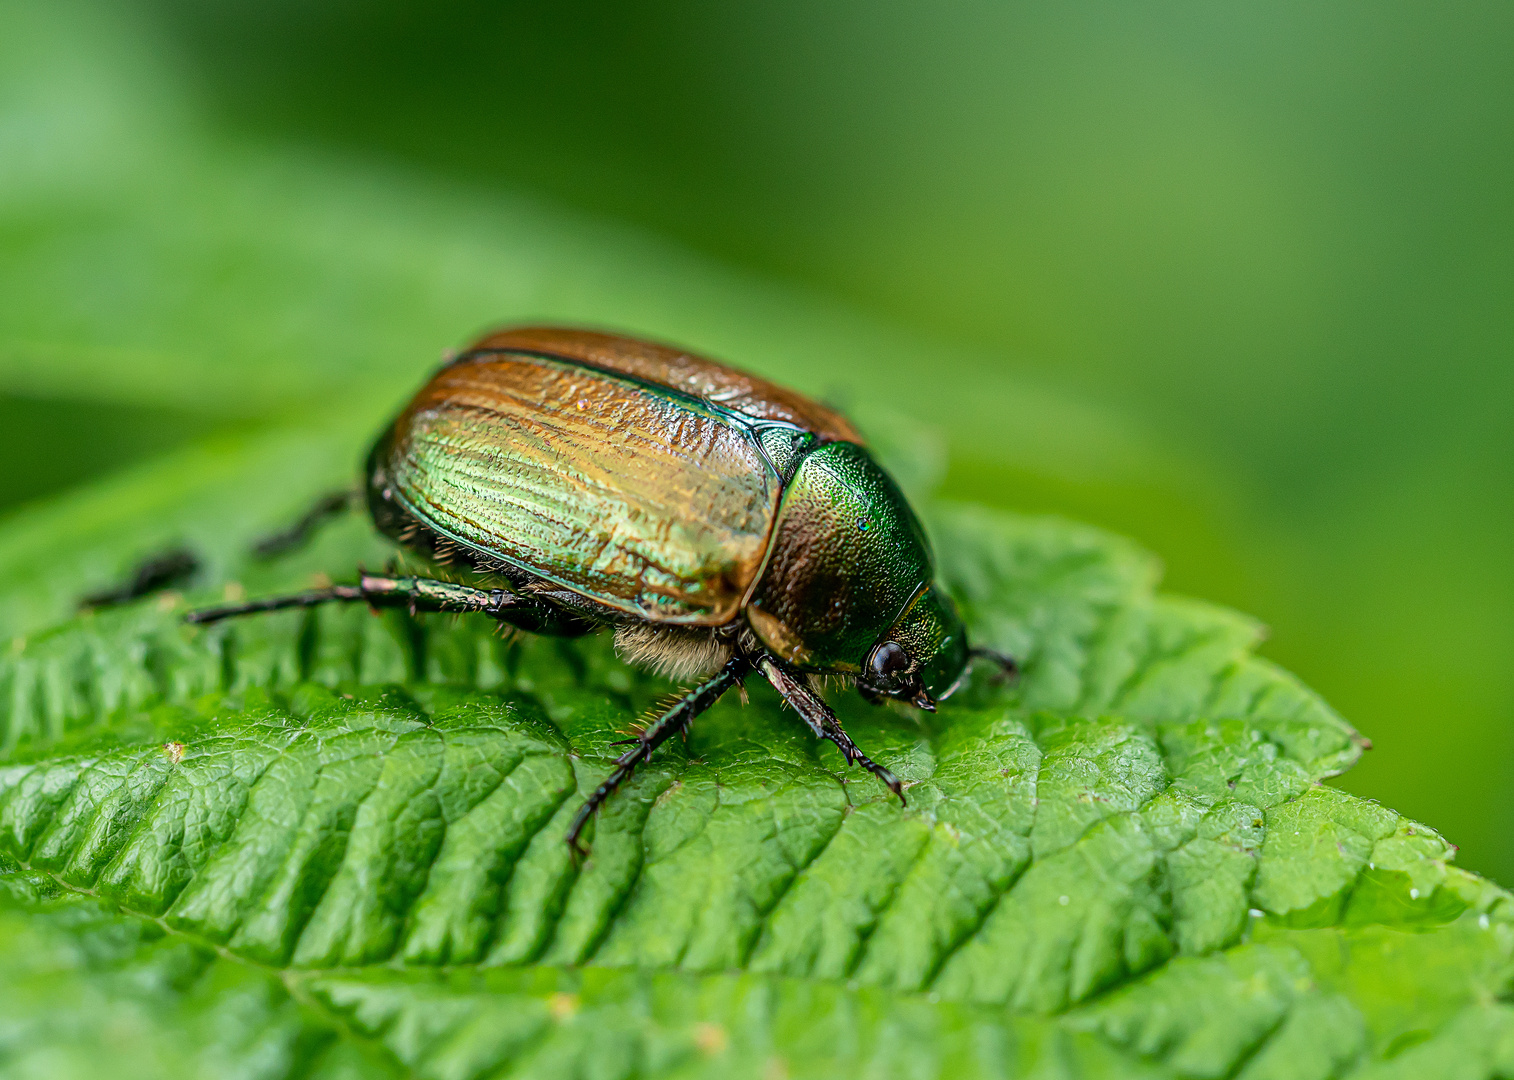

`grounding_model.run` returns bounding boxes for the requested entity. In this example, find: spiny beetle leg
[251,489,359,560]
[185,573,542,625]
[565,655,751,854]
[756,656,906,805]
